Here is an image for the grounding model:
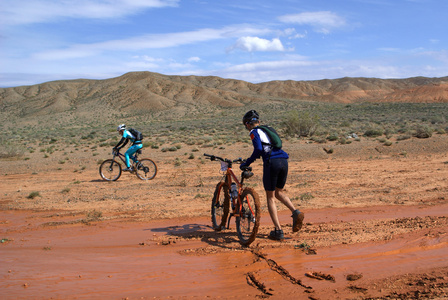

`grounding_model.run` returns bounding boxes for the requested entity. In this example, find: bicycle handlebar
[203,153,251,170]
